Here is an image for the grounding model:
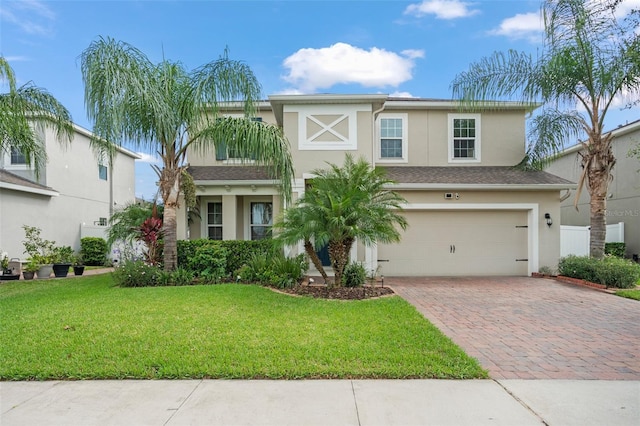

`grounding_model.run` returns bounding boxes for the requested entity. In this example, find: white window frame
[206,201,223,240]
[98,164,108,181]
[243,196,273,240]
[376,113,408,163]
[448,113,481,164]
[217,114,259,164]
